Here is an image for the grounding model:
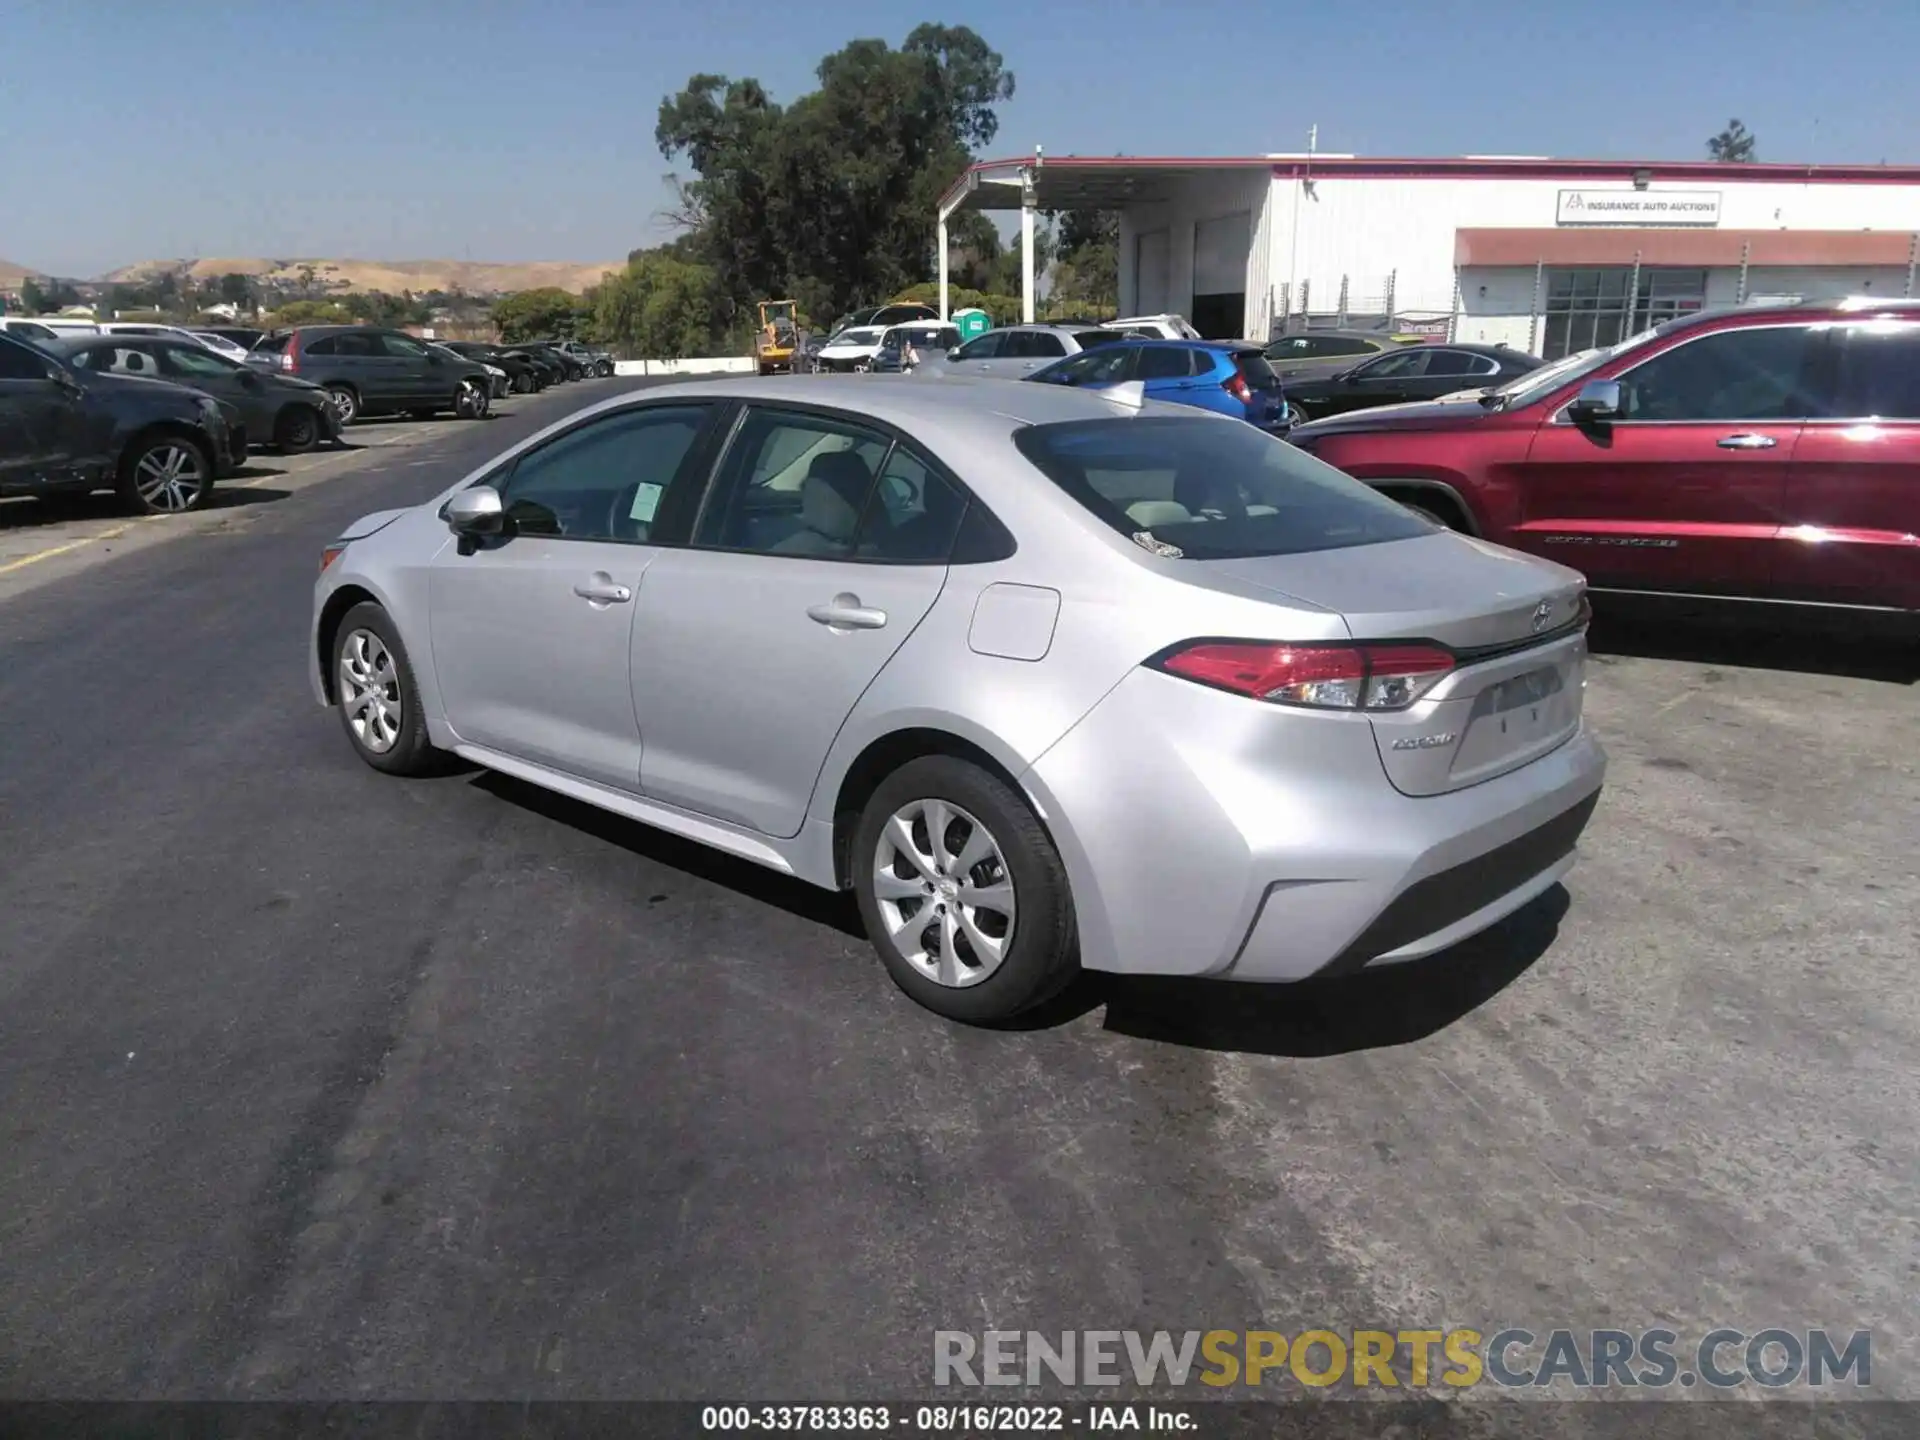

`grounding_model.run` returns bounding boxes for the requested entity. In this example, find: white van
[1104,314,1203,341]
[3,315,99,339]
